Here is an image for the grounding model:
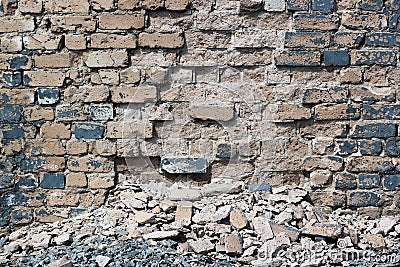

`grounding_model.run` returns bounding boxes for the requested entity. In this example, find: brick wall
[1,0,400,229]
